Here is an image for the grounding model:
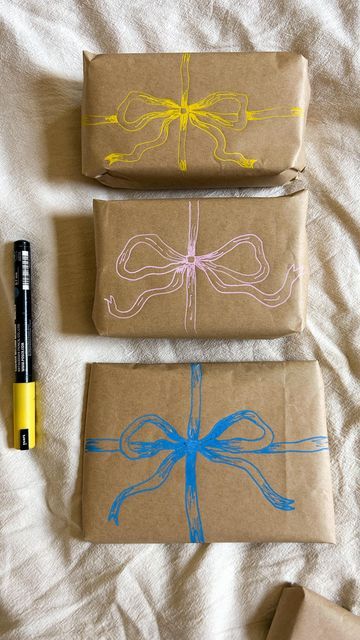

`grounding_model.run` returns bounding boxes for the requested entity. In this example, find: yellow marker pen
[13,240,35,449]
